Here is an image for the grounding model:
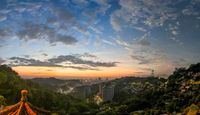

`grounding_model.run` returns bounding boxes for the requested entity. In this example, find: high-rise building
[71,85,91,99]
[102,85,114,102]
[84,85,92,97]
[99,82,103,98]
